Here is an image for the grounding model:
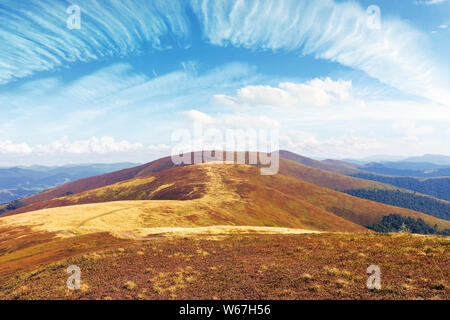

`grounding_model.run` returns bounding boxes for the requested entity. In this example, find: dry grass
[0,230,448,300]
